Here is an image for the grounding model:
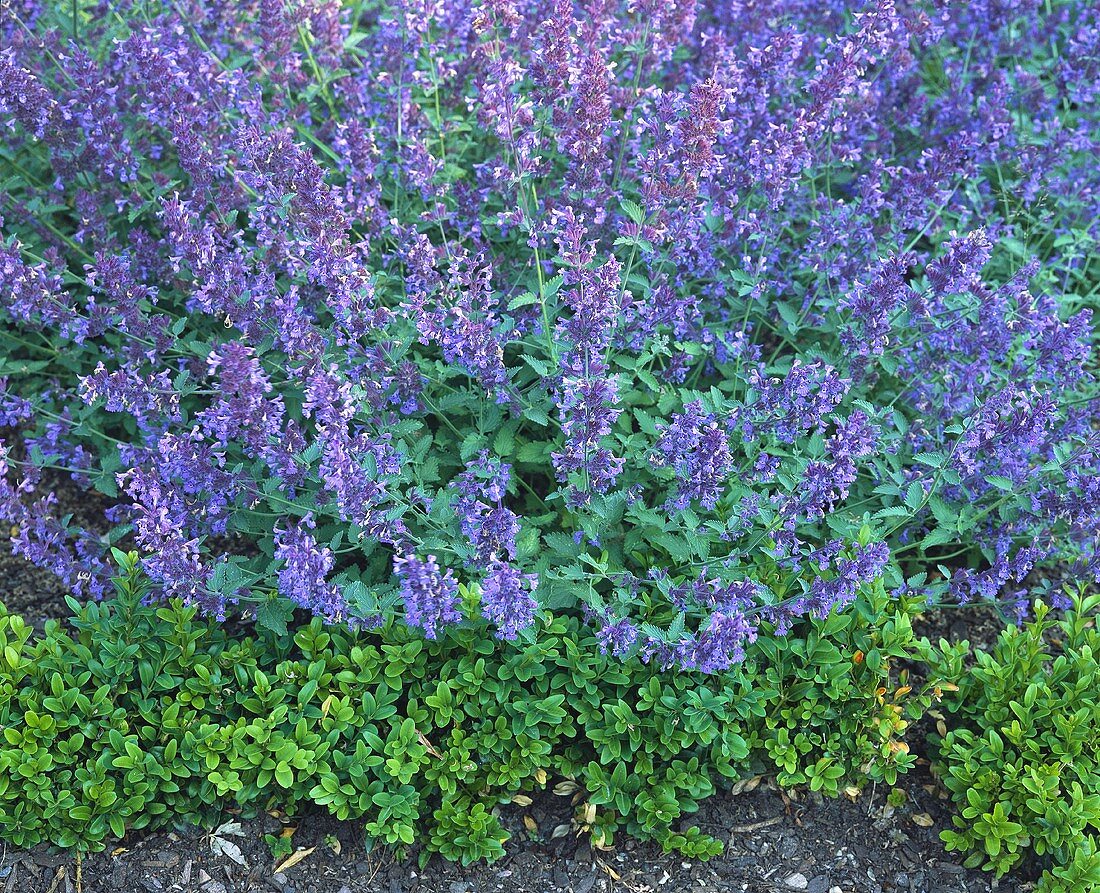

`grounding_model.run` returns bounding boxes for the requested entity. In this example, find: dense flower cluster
[0,0,1096,667]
